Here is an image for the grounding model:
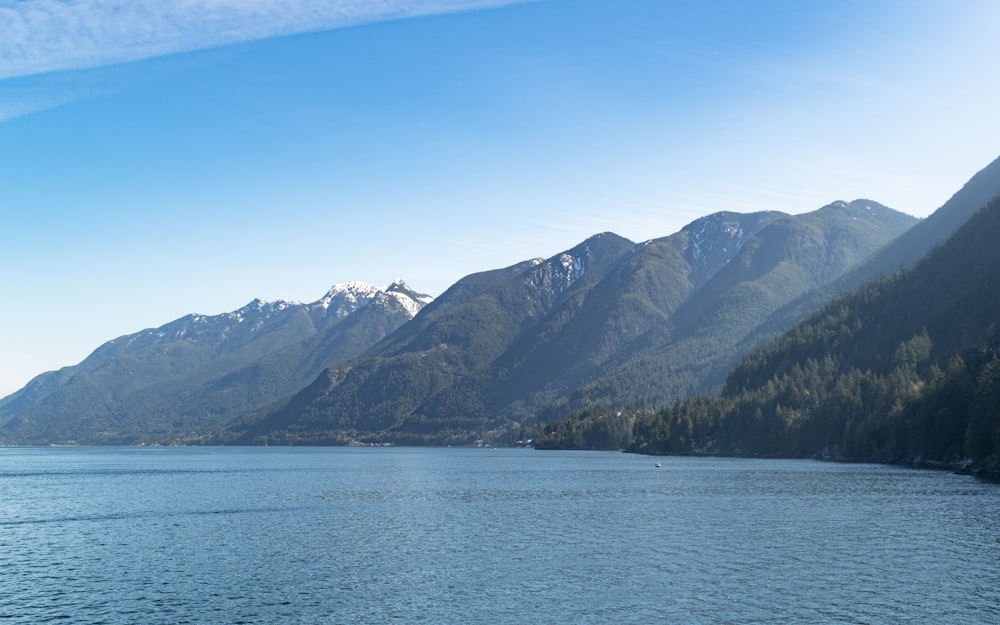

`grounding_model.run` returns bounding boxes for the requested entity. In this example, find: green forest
[536,196,1000,480]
